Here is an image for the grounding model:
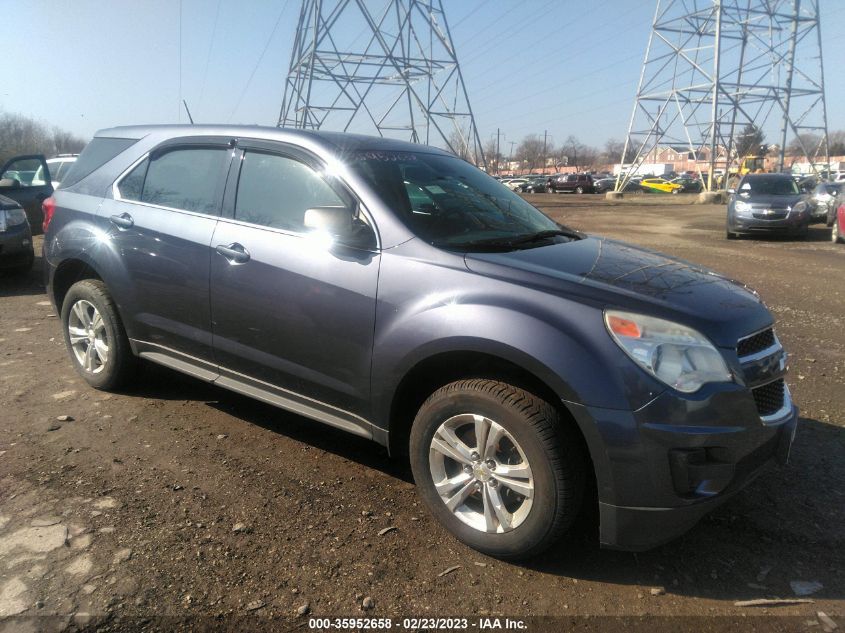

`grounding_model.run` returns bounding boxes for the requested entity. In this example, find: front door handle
[110,212,134,229]
[215,242,250,264]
